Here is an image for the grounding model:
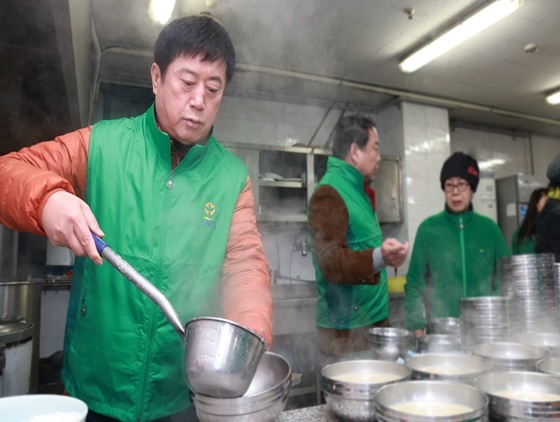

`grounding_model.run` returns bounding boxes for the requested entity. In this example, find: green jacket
[511,226,536,255]
[404,206,510,332]
[312,157,388,329]
[62,105,248,421]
